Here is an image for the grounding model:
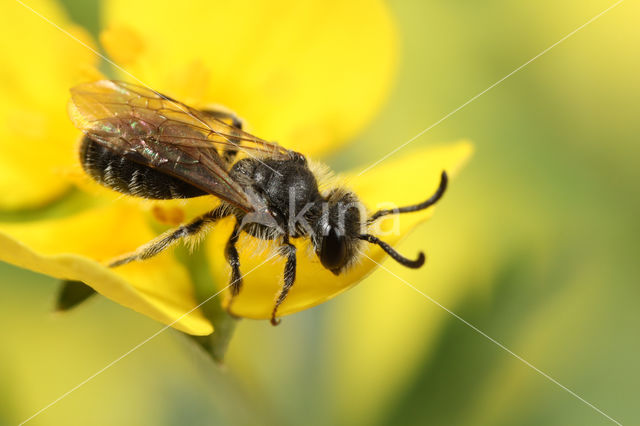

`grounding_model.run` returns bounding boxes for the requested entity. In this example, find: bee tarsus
[270,238,297,325]
[225,221,243,297]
